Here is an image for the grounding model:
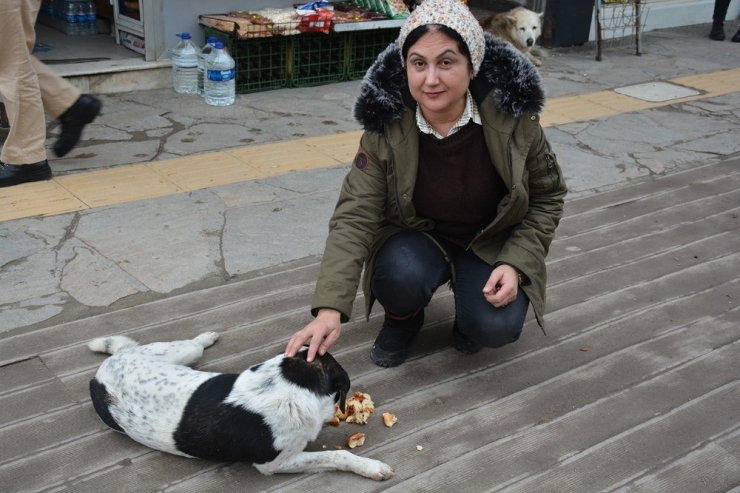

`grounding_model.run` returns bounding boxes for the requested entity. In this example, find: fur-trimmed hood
[353,33,545,134]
